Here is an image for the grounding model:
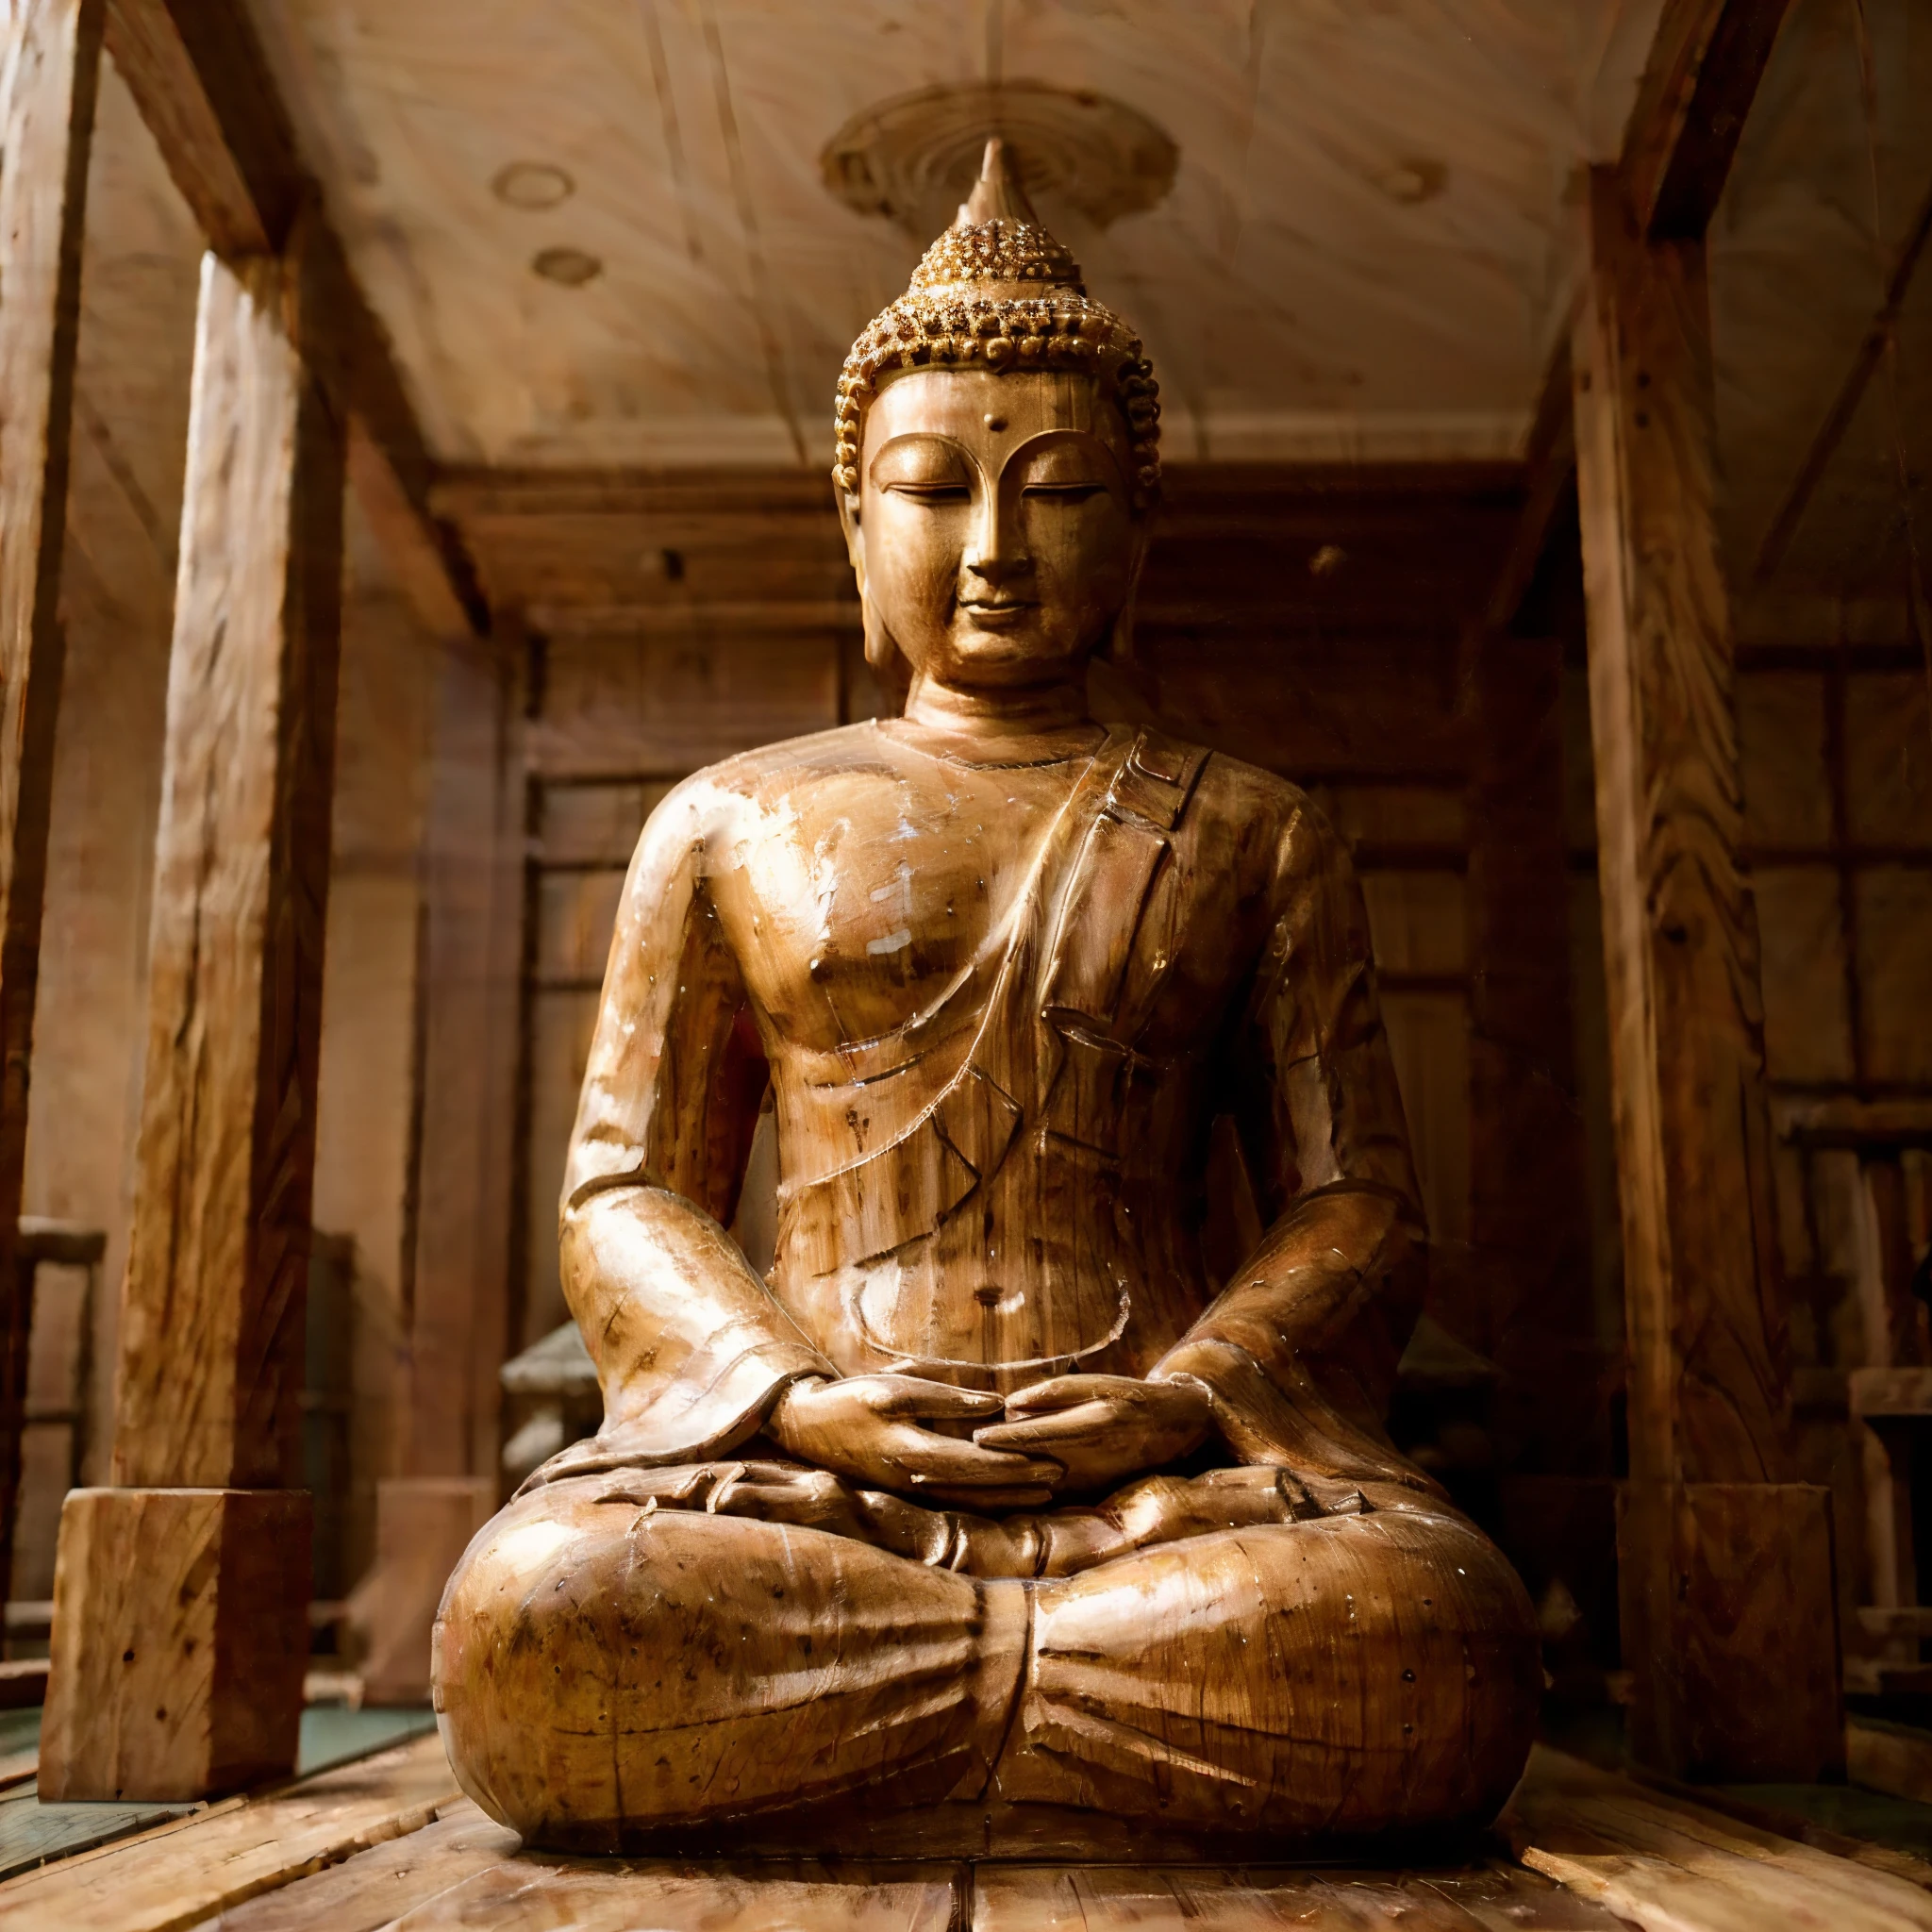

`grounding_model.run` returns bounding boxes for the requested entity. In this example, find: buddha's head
[834,141,1160,705]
